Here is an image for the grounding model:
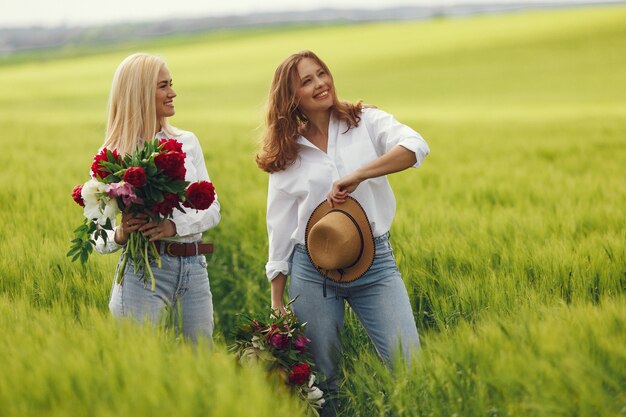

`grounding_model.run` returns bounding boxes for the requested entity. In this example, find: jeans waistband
[374,231,390,244]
